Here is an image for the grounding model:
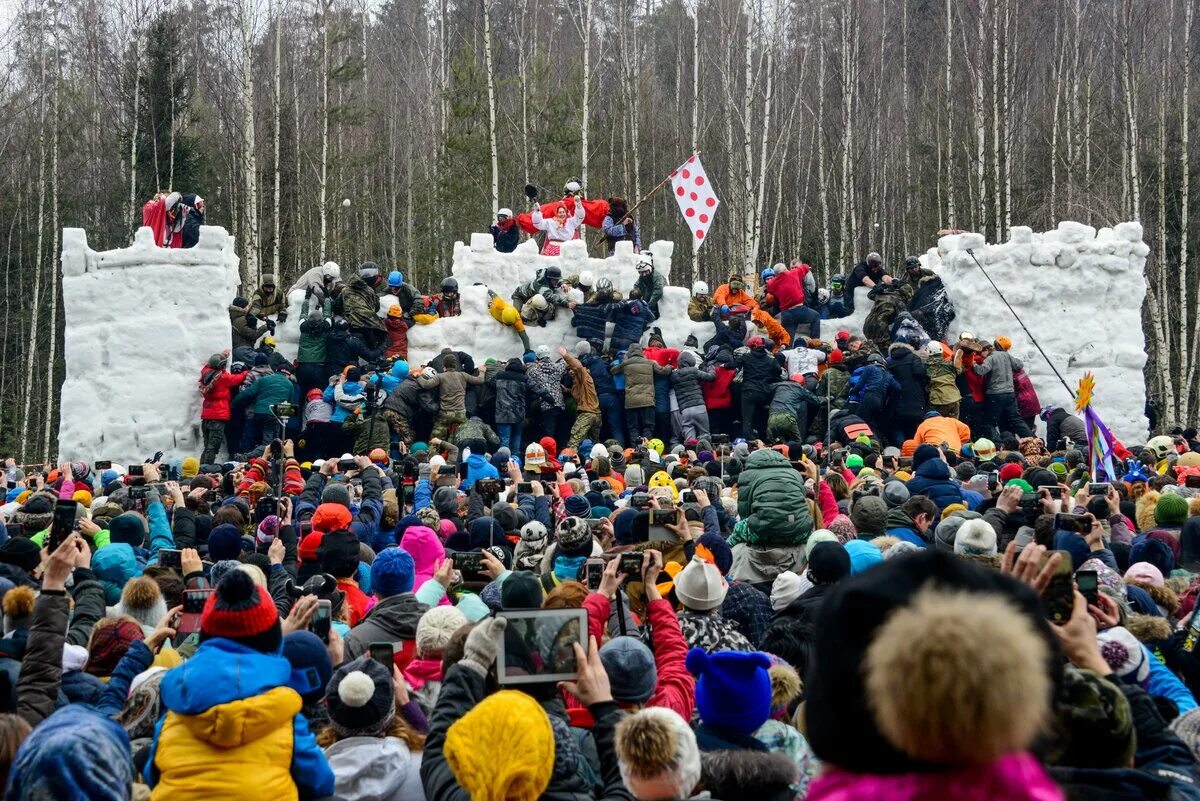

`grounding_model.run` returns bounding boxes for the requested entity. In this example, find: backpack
[198,368,222,397]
